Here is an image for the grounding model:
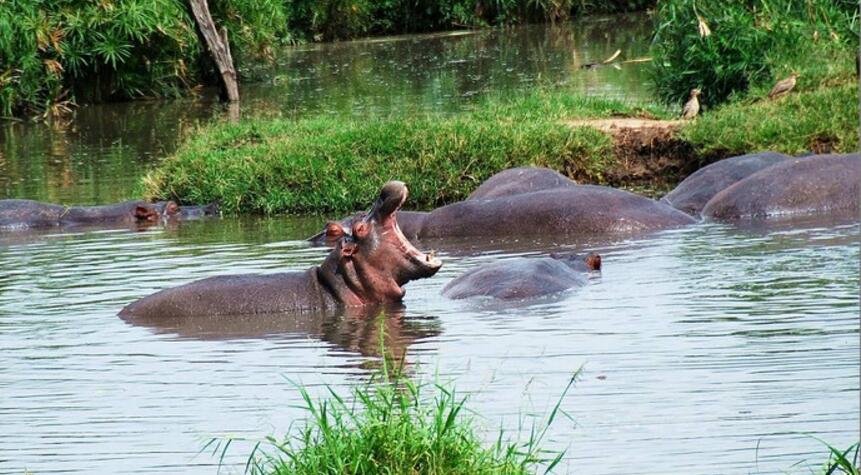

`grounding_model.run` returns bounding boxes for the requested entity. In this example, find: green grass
[142,90,672,214]
[817,439,860,475]
[207,354,580,475]
[681,81,859,156]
